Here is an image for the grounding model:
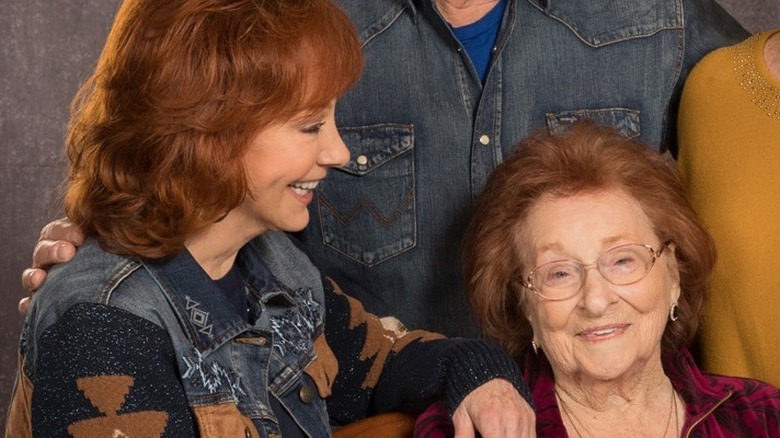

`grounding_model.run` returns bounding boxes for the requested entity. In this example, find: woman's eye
[543,265,577,286]
[301,122,325,134]
[603,252,640,273]
[614,256,634,266]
